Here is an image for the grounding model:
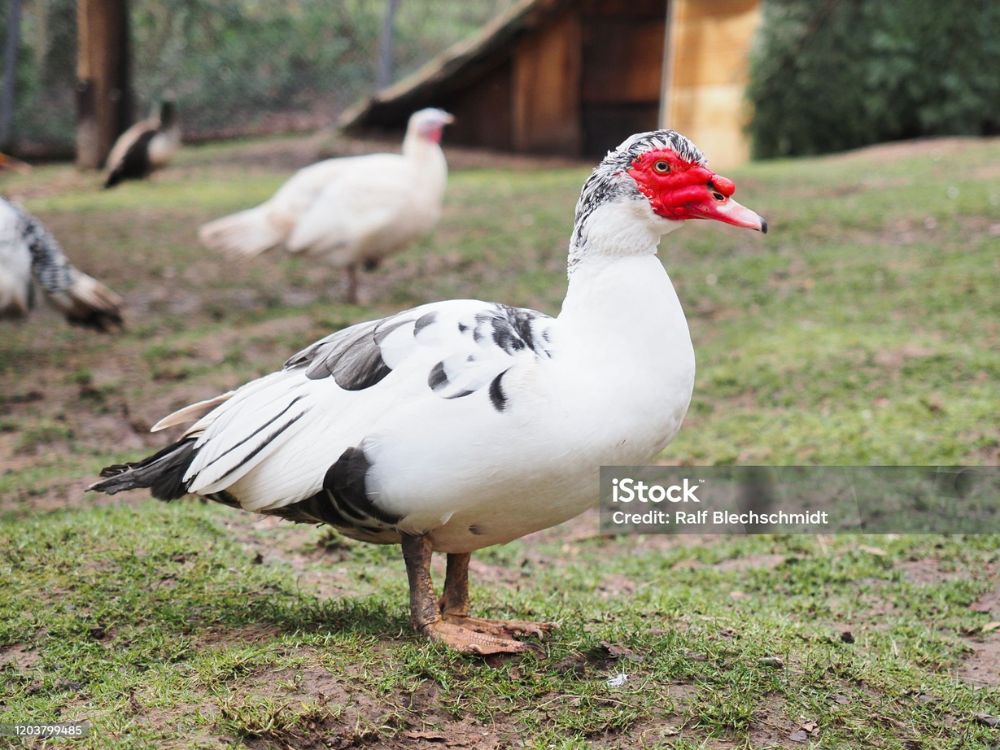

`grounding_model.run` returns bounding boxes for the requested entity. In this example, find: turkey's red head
[409,108,455,144]
[627,148,767,233]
